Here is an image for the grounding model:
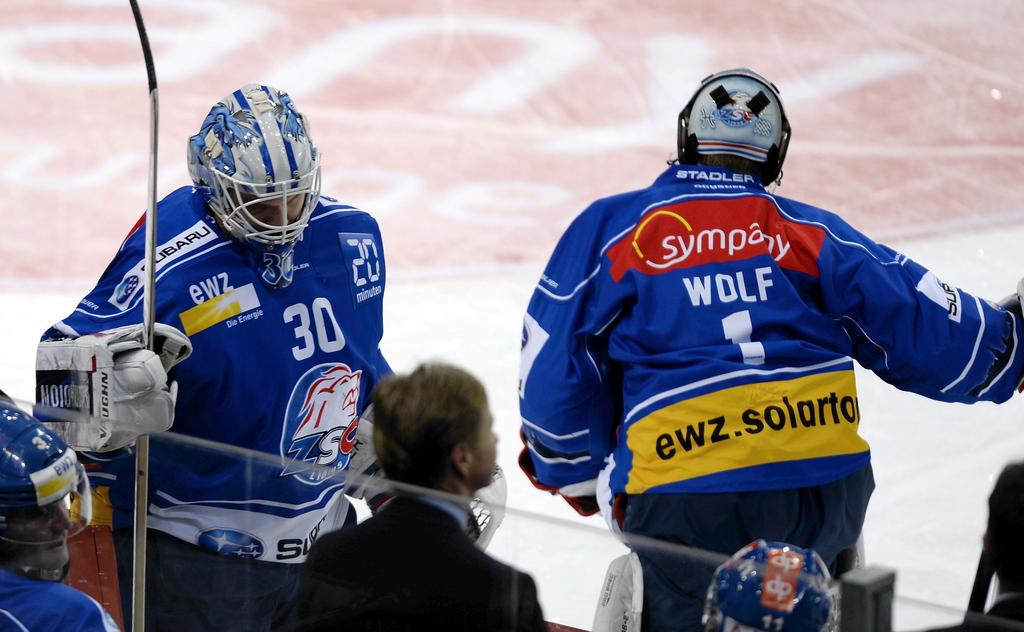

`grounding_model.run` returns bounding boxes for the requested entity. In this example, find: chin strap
[13,560,69,583]
[259,246,296,288]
